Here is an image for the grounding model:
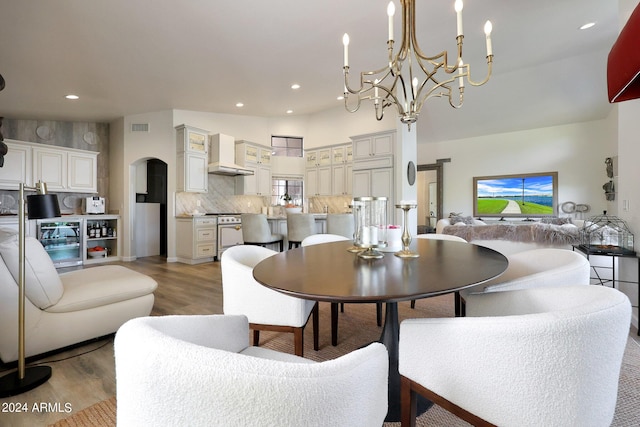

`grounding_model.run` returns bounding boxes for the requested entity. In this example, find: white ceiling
[0,0,621,142]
